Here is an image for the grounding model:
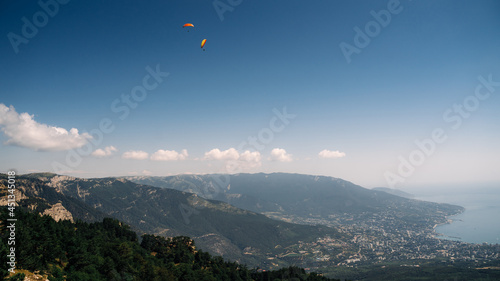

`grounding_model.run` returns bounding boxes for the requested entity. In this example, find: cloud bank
[0,104,91,151]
